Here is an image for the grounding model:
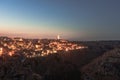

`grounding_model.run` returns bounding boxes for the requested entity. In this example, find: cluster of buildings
[0,36,87,58]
